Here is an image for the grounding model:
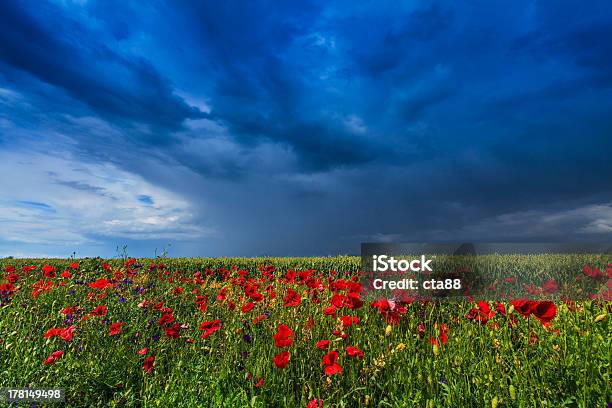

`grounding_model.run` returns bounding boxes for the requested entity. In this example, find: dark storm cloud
[164,1,465,171]
[512,1,612,88]
[0,1,204,137]
[170,0,387,170]
[338,4,454,77]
